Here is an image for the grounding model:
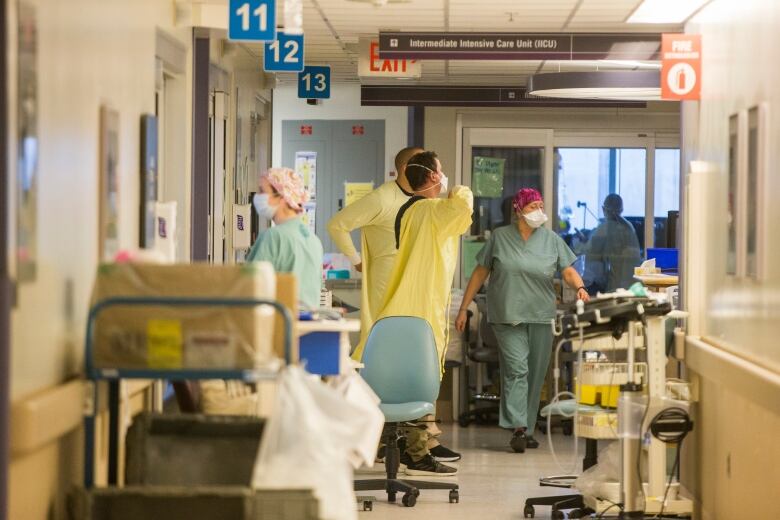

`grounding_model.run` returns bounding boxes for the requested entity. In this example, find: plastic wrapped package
[252,366,384,520]
[573,442,621,503]
[91,262,276,371]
